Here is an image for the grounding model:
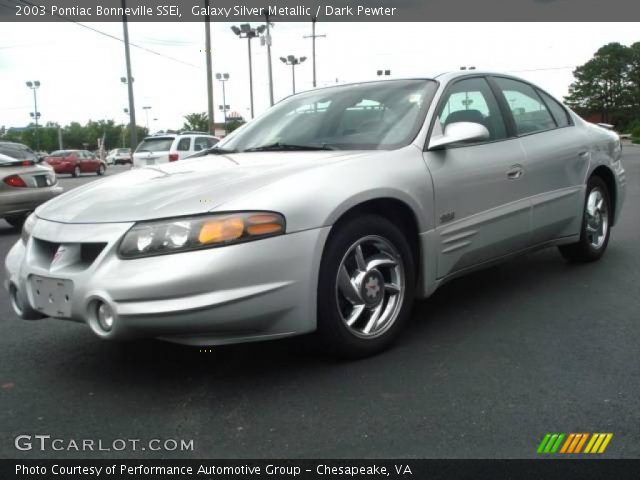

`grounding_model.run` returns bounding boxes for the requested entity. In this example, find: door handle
[506,165,524,180]
[578,150,590,158]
